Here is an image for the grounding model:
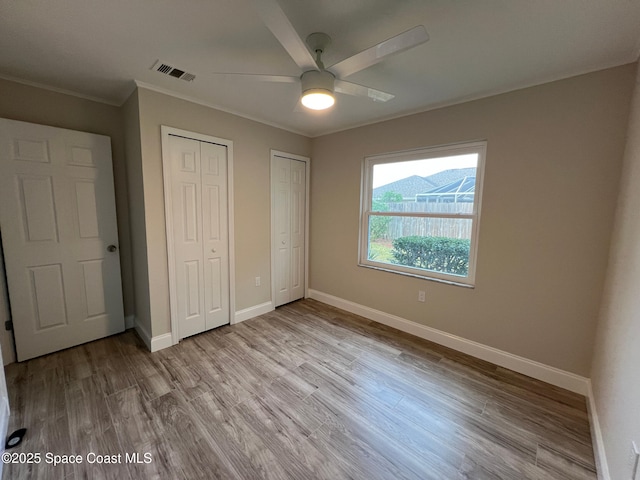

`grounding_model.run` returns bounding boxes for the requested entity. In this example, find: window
[359,141,486,286]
